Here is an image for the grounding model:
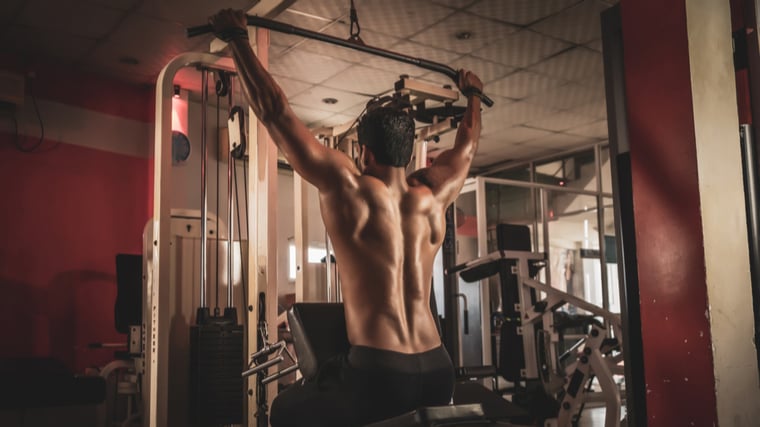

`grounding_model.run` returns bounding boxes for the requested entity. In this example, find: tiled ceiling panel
[410,12,518,54]
[320,113,357,127]
[566,119,609,139]
[19,0,125,39]
[530,0,609,44]
[467,0,582,26]
[321,65,402,95]
[472,30,571,68]
[525,110,597,132]
[528,47,604,82]
[572,100,608,120]
[521,132,591,150]
[362,41,462,79]
[586,38,603,52]
[524,82,602,110]
[295,22,400,64]
[290,86,371,113]
[354,0,454,38]
[488,70,563,99]
[272,75,313,98]
[287,0,350,21]
[447,56,515,85]
[482,125,556,143]
[484,101,558,128]
[433,0,479,9]
[269,49,352,84]
[290,105,334,125]
[268,9,332,49]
